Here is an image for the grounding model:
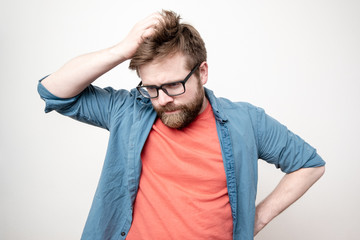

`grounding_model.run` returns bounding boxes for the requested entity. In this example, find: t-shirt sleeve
[37,76,132,130]
[255,107,325,173]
